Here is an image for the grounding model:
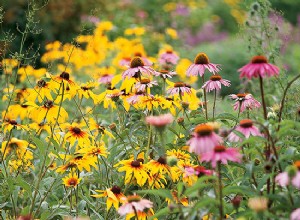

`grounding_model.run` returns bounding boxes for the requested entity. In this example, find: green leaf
[185,176,217,196]
[149,207,172,220]
[216,113,238,122]
[137,189,172,199]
